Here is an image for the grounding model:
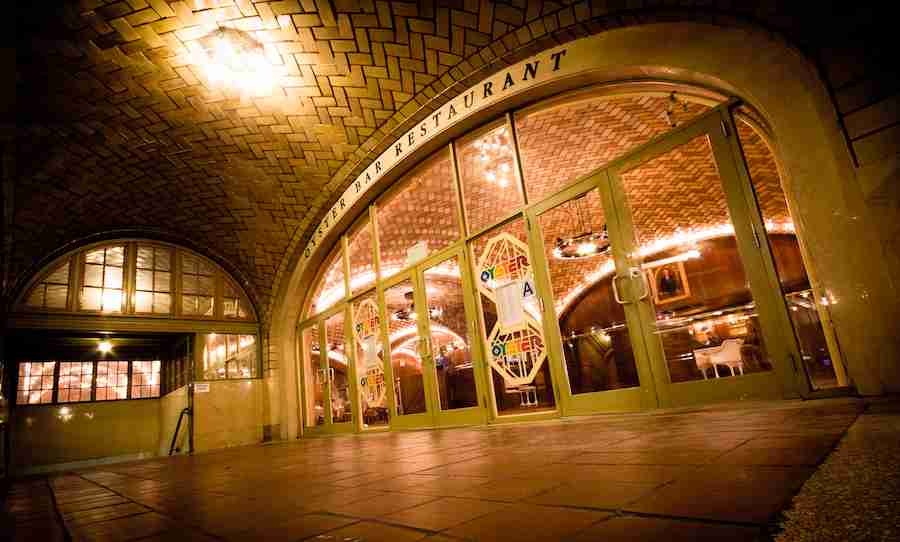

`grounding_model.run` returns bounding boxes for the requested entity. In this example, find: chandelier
[474,127,513,188]
[553,194,610,259]
[392,291,443,321]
